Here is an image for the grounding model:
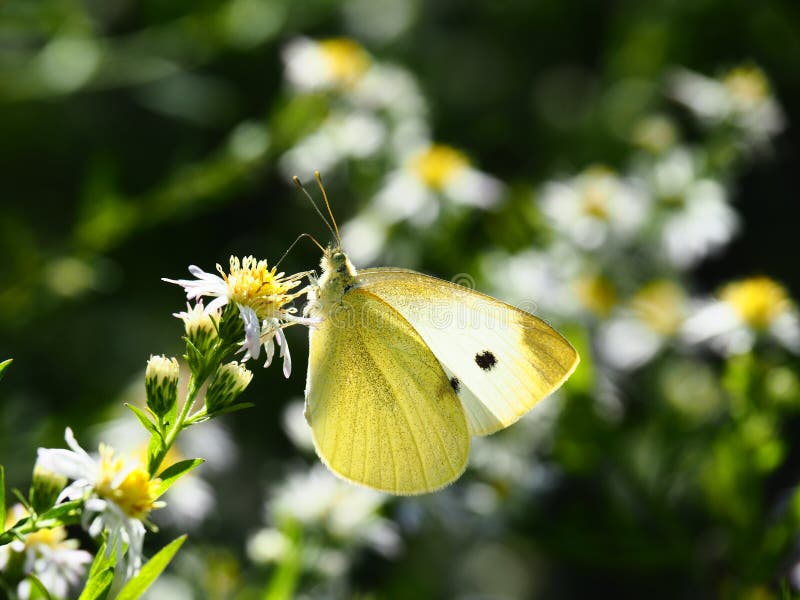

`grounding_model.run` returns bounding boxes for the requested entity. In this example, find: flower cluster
[165,256,313,377]
[280,37,503,265]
